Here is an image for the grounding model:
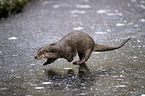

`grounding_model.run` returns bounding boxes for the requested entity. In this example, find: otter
[35,31,131,65]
